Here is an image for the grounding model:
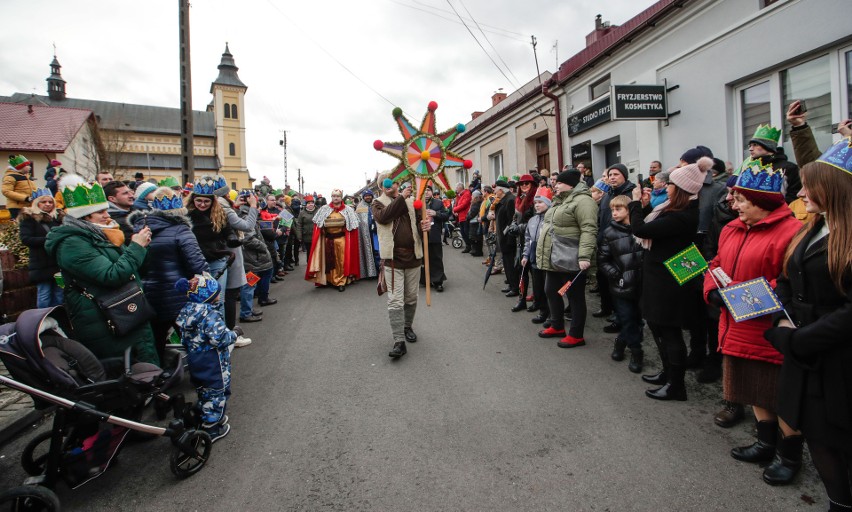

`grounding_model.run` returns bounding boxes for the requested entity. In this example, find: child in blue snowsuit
[175,272,239,442]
